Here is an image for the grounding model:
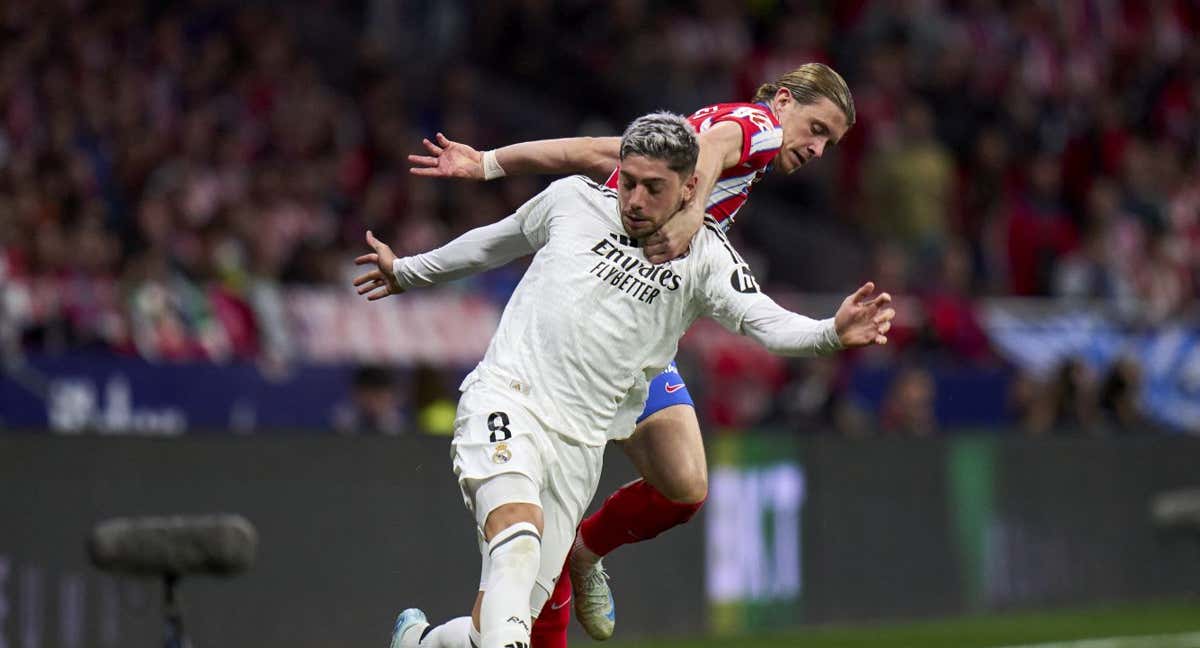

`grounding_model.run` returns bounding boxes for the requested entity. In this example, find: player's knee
[482,500,543,541]
[673,476,708,505]
[657,469,708,505]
